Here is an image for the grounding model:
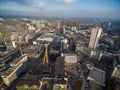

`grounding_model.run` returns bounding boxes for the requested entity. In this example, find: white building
[12,41,17,48]
[28,25,36,31]
[71,26,77,31]
[64,54,77,64]
[89,27,102,49]
[10,55,28,67]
